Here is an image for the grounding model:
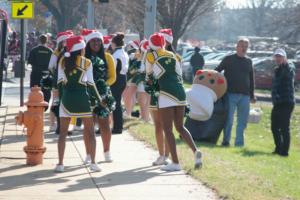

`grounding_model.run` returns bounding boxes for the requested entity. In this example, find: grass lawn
[124,104,300,200]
